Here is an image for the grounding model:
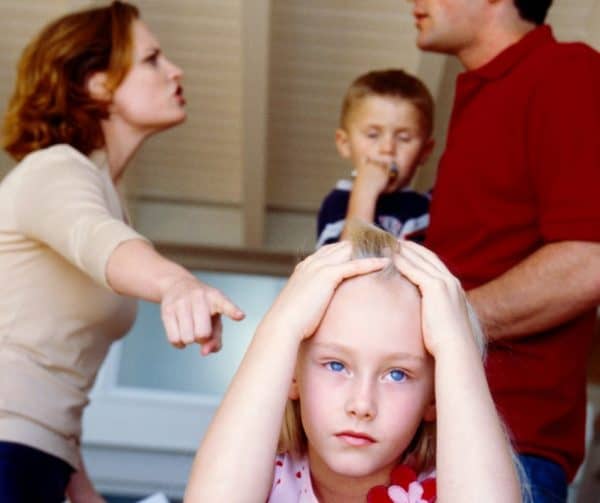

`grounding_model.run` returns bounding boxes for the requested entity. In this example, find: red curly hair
[2,1,139,161]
